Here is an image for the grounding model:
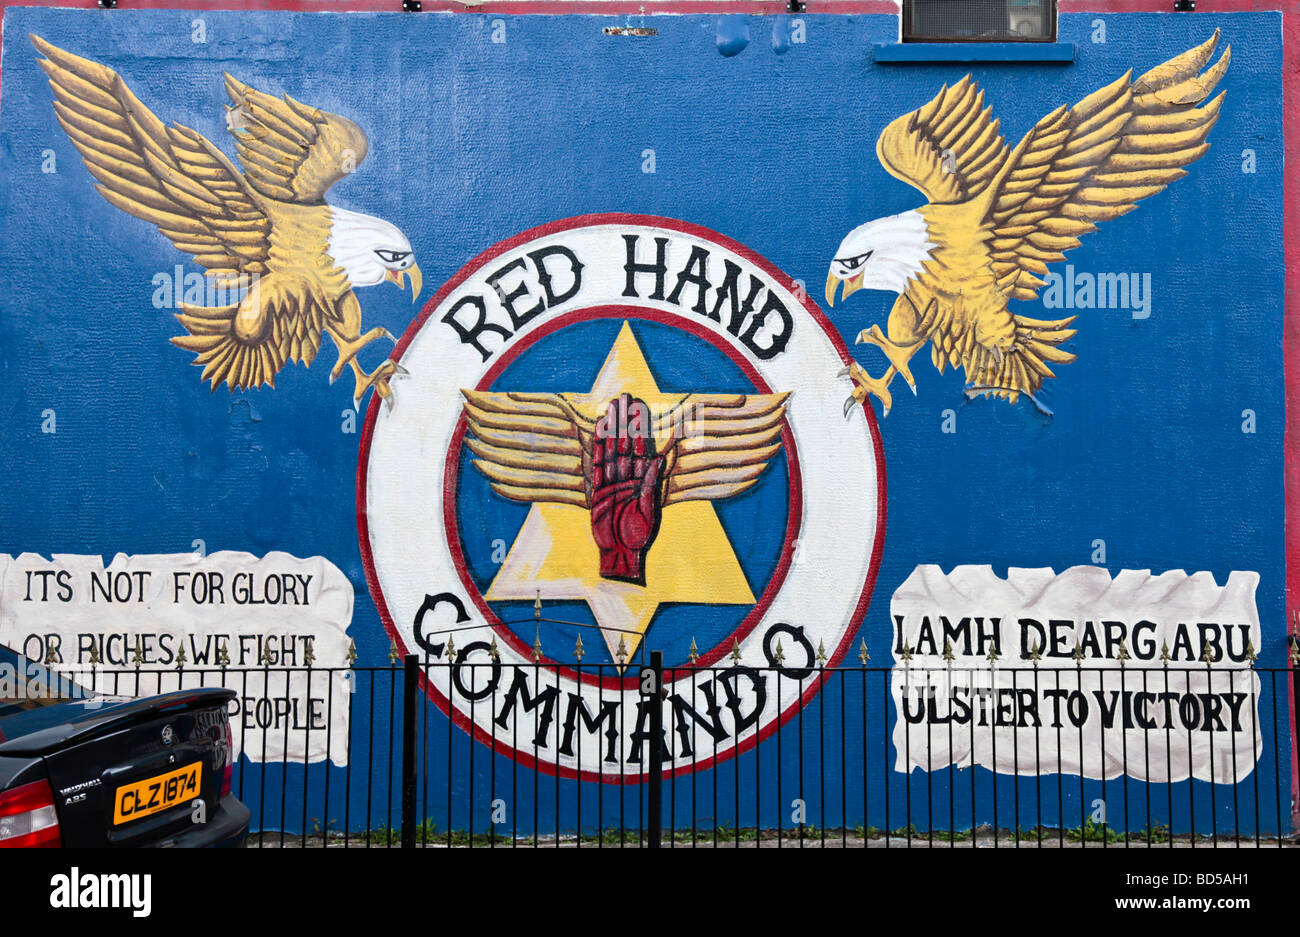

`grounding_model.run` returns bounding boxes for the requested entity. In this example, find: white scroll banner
[889,565,1263,782]
[0,551,354,766]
